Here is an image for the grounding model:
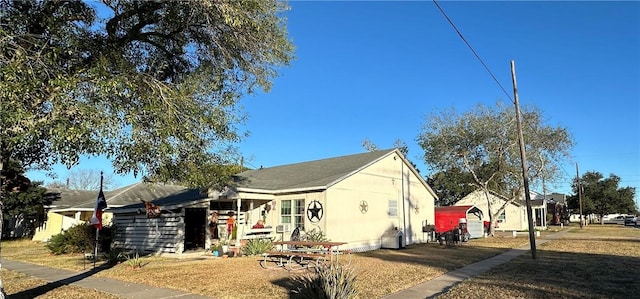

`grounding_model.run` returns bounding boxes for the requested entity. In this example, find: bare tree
[66,169,115,190]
